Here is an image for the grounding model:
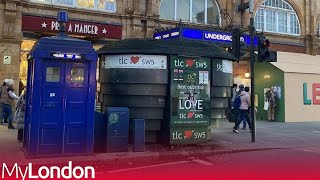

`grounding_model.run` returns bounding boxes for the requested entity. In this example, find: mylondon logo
[1,161,95,180]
